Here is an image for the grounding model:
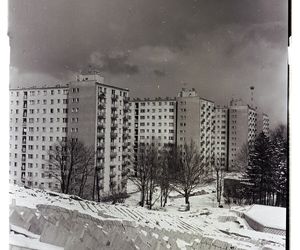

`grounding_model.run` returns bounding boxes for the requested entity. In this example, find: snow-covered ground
[9,184,286,250]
